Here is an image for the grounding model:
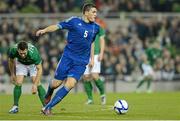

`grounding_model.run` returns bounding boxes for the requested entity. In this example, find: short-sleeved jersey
[94,27,105,55]
[8,43,42,65]
[57,16,100,65]
[145,48,162,66]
